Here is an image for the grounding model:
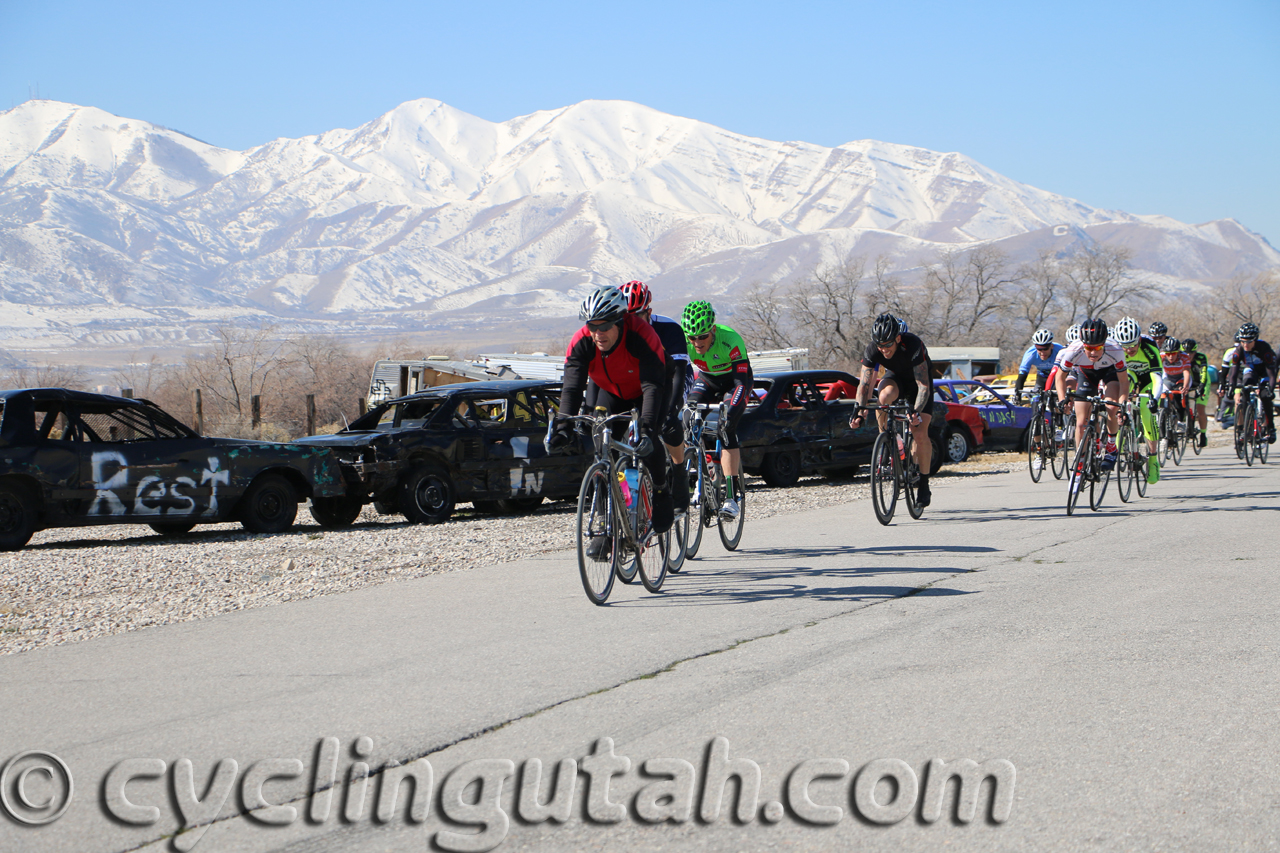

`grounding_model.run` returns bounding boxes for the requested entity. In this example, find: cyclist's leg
[719,373,751,506]
[877,377,902,433]
[912,401,934,505]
